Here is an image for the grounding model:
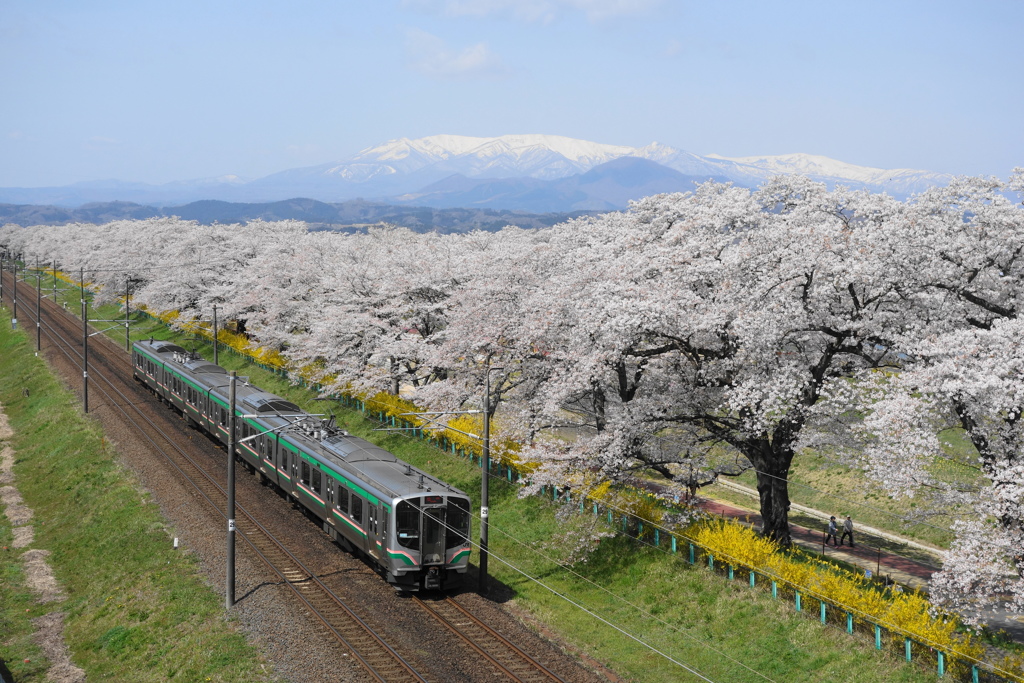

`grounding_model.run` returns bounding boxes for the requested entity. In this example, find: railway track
[1,268,428,683]
[414,595,565,682]
[3,267,577,683]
